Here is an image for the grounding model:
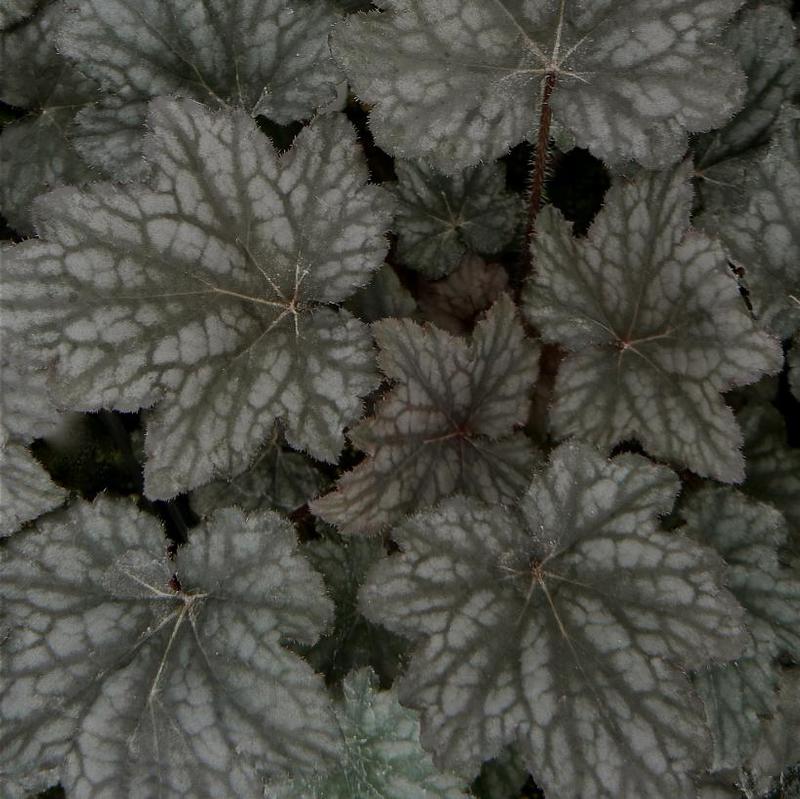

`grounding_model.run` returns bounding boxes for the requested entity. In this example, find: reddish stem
[524,71,558,273]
